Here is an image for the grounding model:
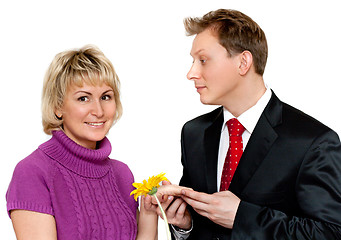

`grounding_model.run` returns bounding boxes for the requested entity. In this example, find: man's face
[187,28,242,106]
